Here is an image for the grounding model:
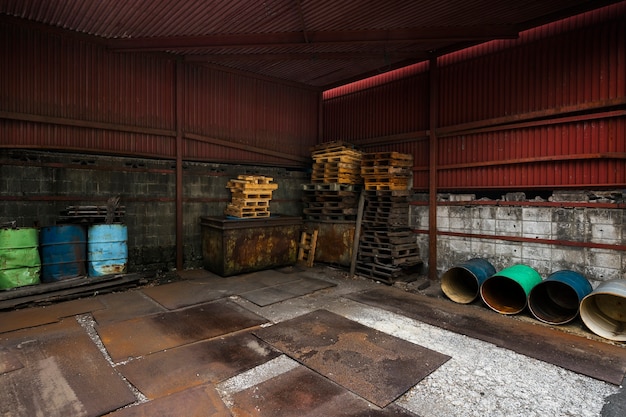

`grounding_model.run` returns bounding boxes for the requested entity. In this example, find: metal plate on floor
[117,332,281,399]
[254,309,450,407]
[0,297,105,334]
[0,319,136,417]
[93,290,166,325]
[102,383,231,417]
[240,277,336,306]
[0,347,23,374]
[141,280,232,310]
[229,365,420,417]
[347,287,626,385]
[98,299,268,363]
